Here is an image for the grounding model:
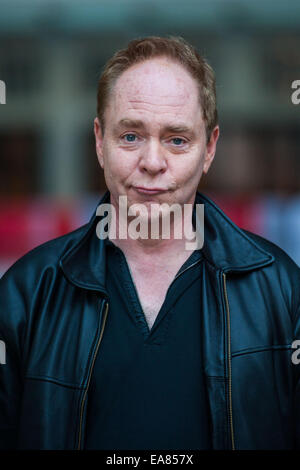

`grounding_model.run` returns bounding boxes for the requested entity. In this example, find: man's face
[94,57,219,213]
